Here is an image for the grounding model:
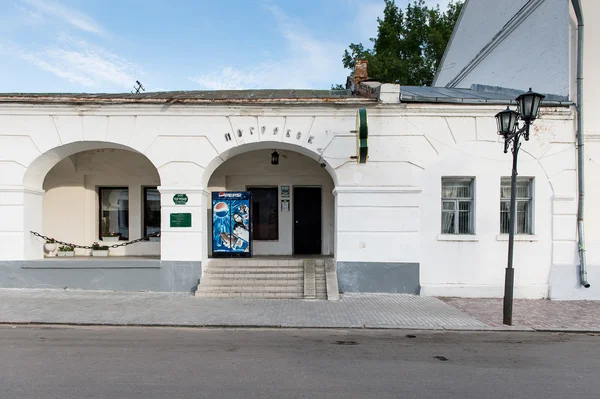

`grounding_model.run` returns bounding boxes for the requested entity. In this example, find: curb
[0,321,584,333]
